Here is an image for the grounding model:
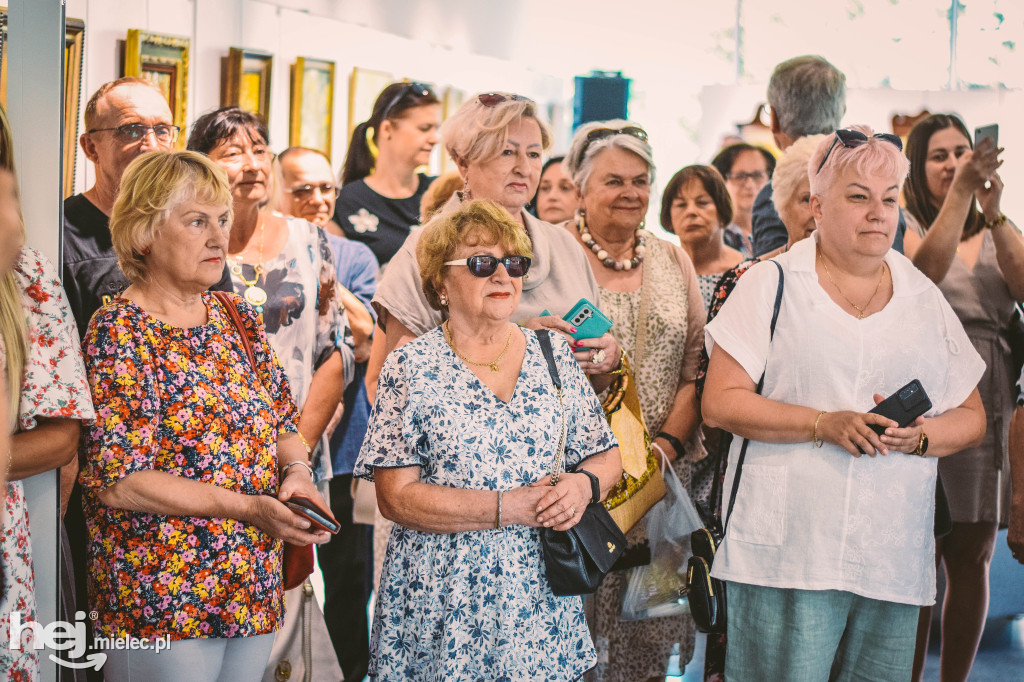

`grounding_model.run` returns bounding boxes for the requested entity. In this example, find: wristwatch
[913,432,930,457]
[576,469,601,504]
